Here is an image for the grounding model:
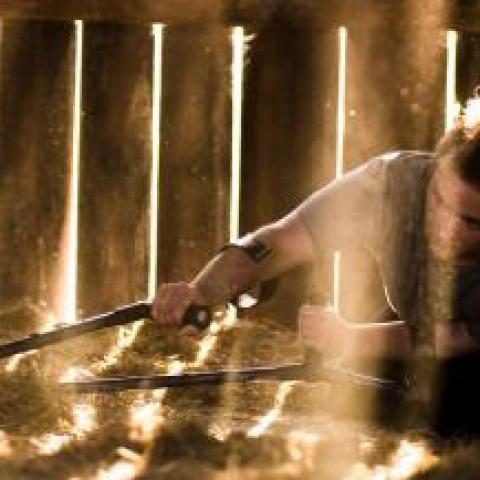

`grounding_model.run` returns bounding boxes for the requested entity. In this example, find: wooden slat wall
[1,7,480,329]
[0,20,72,314]
[159,25,231,281]
[77,23,152,316]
